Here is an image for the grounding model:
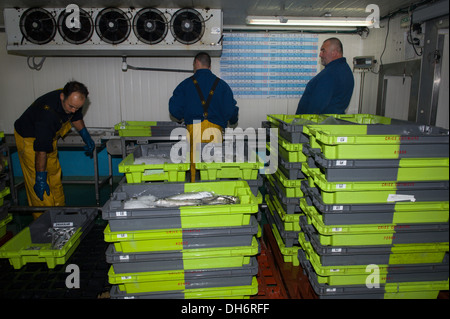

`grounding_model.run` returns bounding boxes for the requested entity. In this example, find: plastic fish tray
[300,197,449,236]
[306,147,449,182]
[277,136,308,163]
[299,214,449,247]
[300,180,449,205]
[0,187,10,207]
[109,276,258,299]
[307,123,449,145]
[114,121,185,137]
[267,173,303,199]
[279,157,306,180]
[0,214,12,239]
[119,143,190,183]
[195,143,264,180]
[267,114,398,144]
[104,218,259,252]
[302,161,449,192]
[302,194,449,225]
[265,198,299,248]
[299,246,449,286]
[267,214,300,266]
[102,181,259,226]
[105,242,259,270]
[107,257,258,285]
[298,249,449,299]
[300,223,449,266]
[265,193,302,232]
[0,208,97,269]
[264,175,301,214]
[302,180,449,215]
